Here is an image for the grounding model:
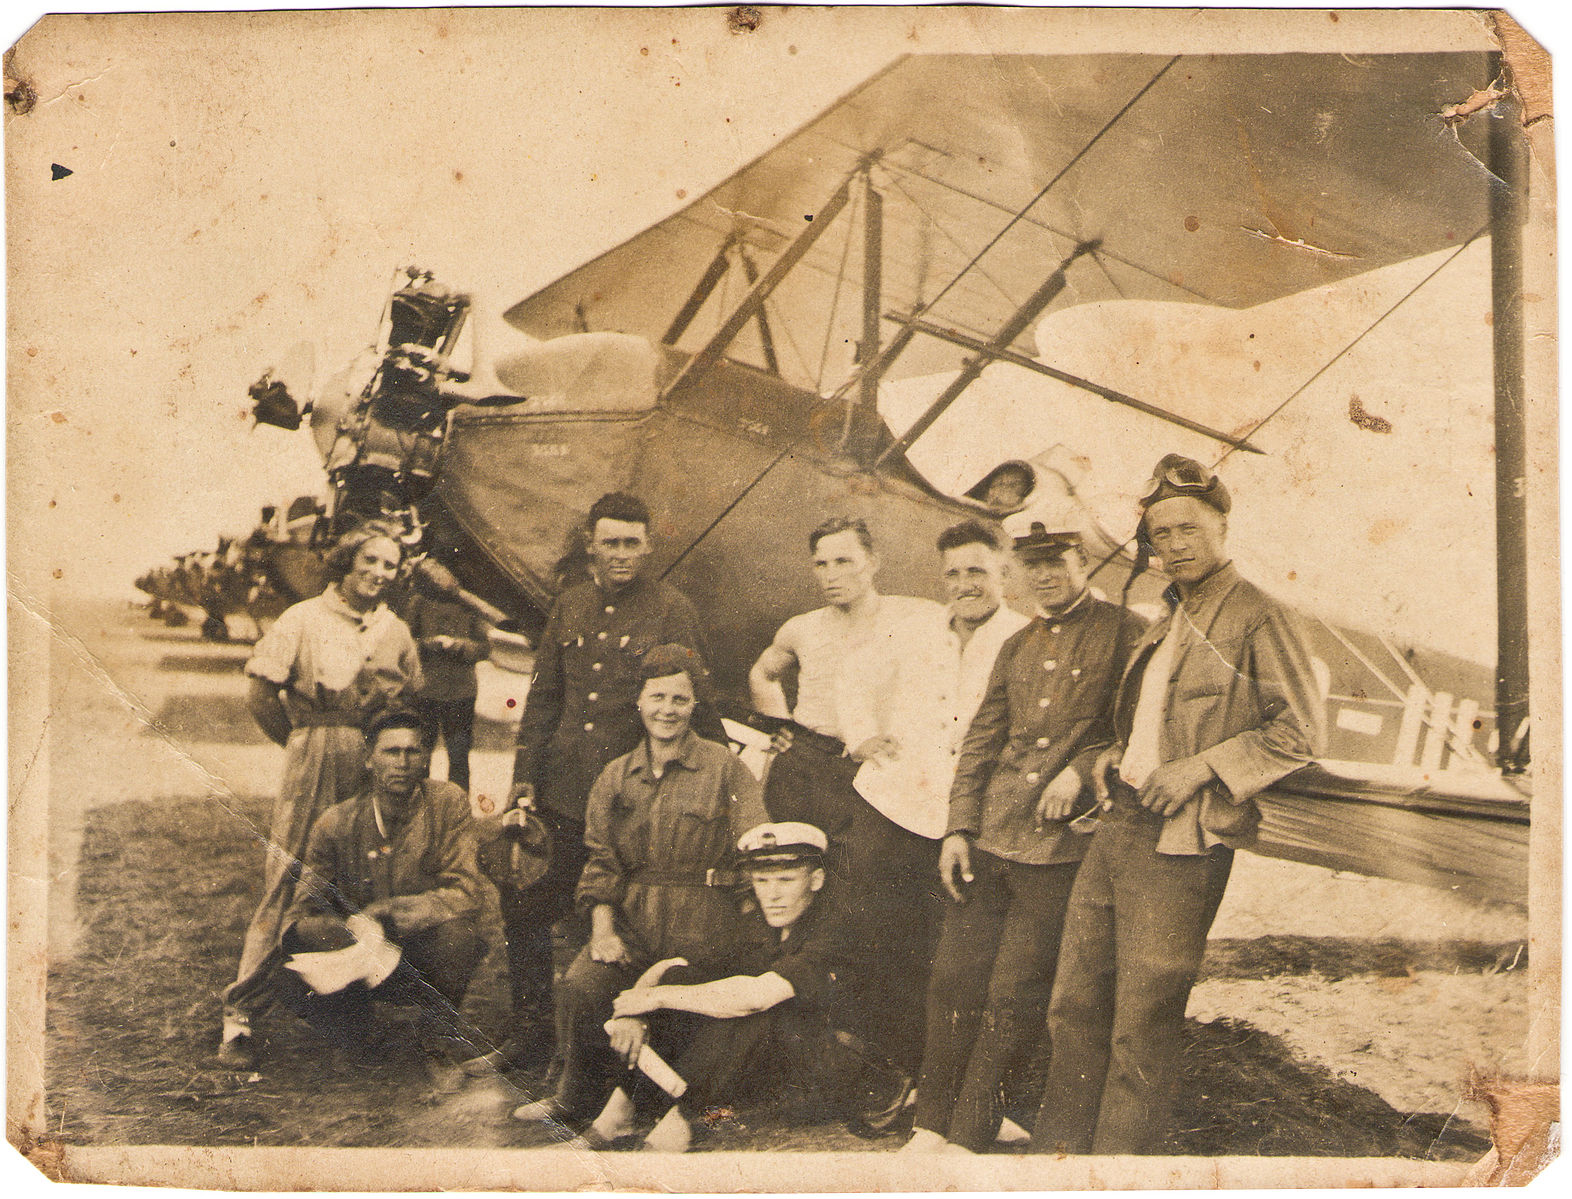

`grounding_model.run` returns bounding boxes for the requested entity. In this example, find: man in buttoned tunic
[906,524,1144,1153]
[498,492,723,1069]
[1033,456,1325,1156]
